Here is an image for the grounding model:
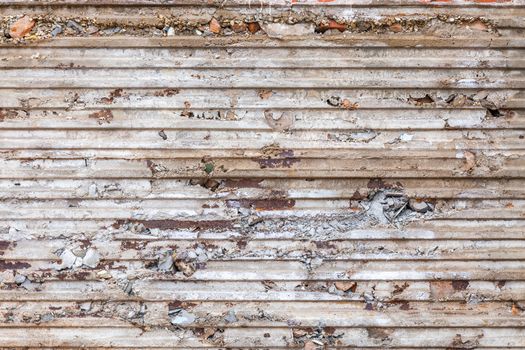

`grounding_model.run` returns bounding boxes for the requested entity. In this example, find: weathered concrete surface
[0,0,524,348]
